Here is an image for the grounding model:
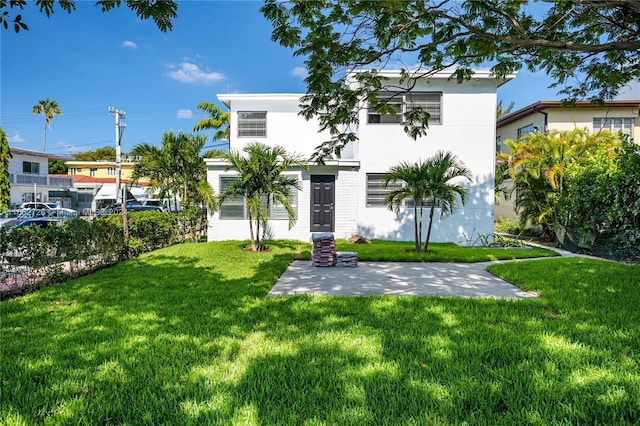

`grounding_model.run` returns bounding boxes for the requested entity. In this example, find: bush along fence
[0,207,207,300]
